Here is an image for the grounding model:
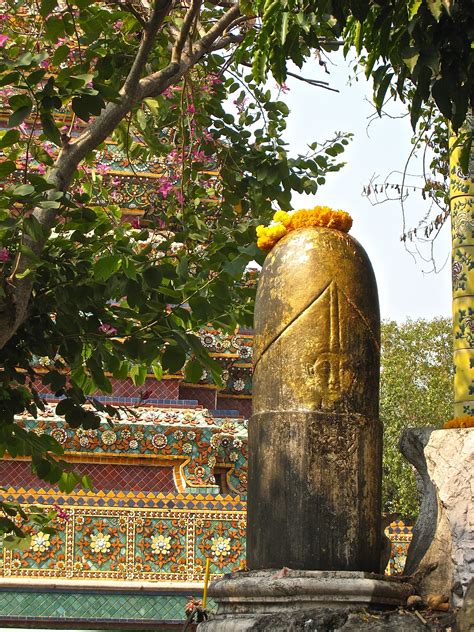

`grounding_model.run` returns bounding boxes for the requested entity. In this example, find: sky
[279,54,452,322]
